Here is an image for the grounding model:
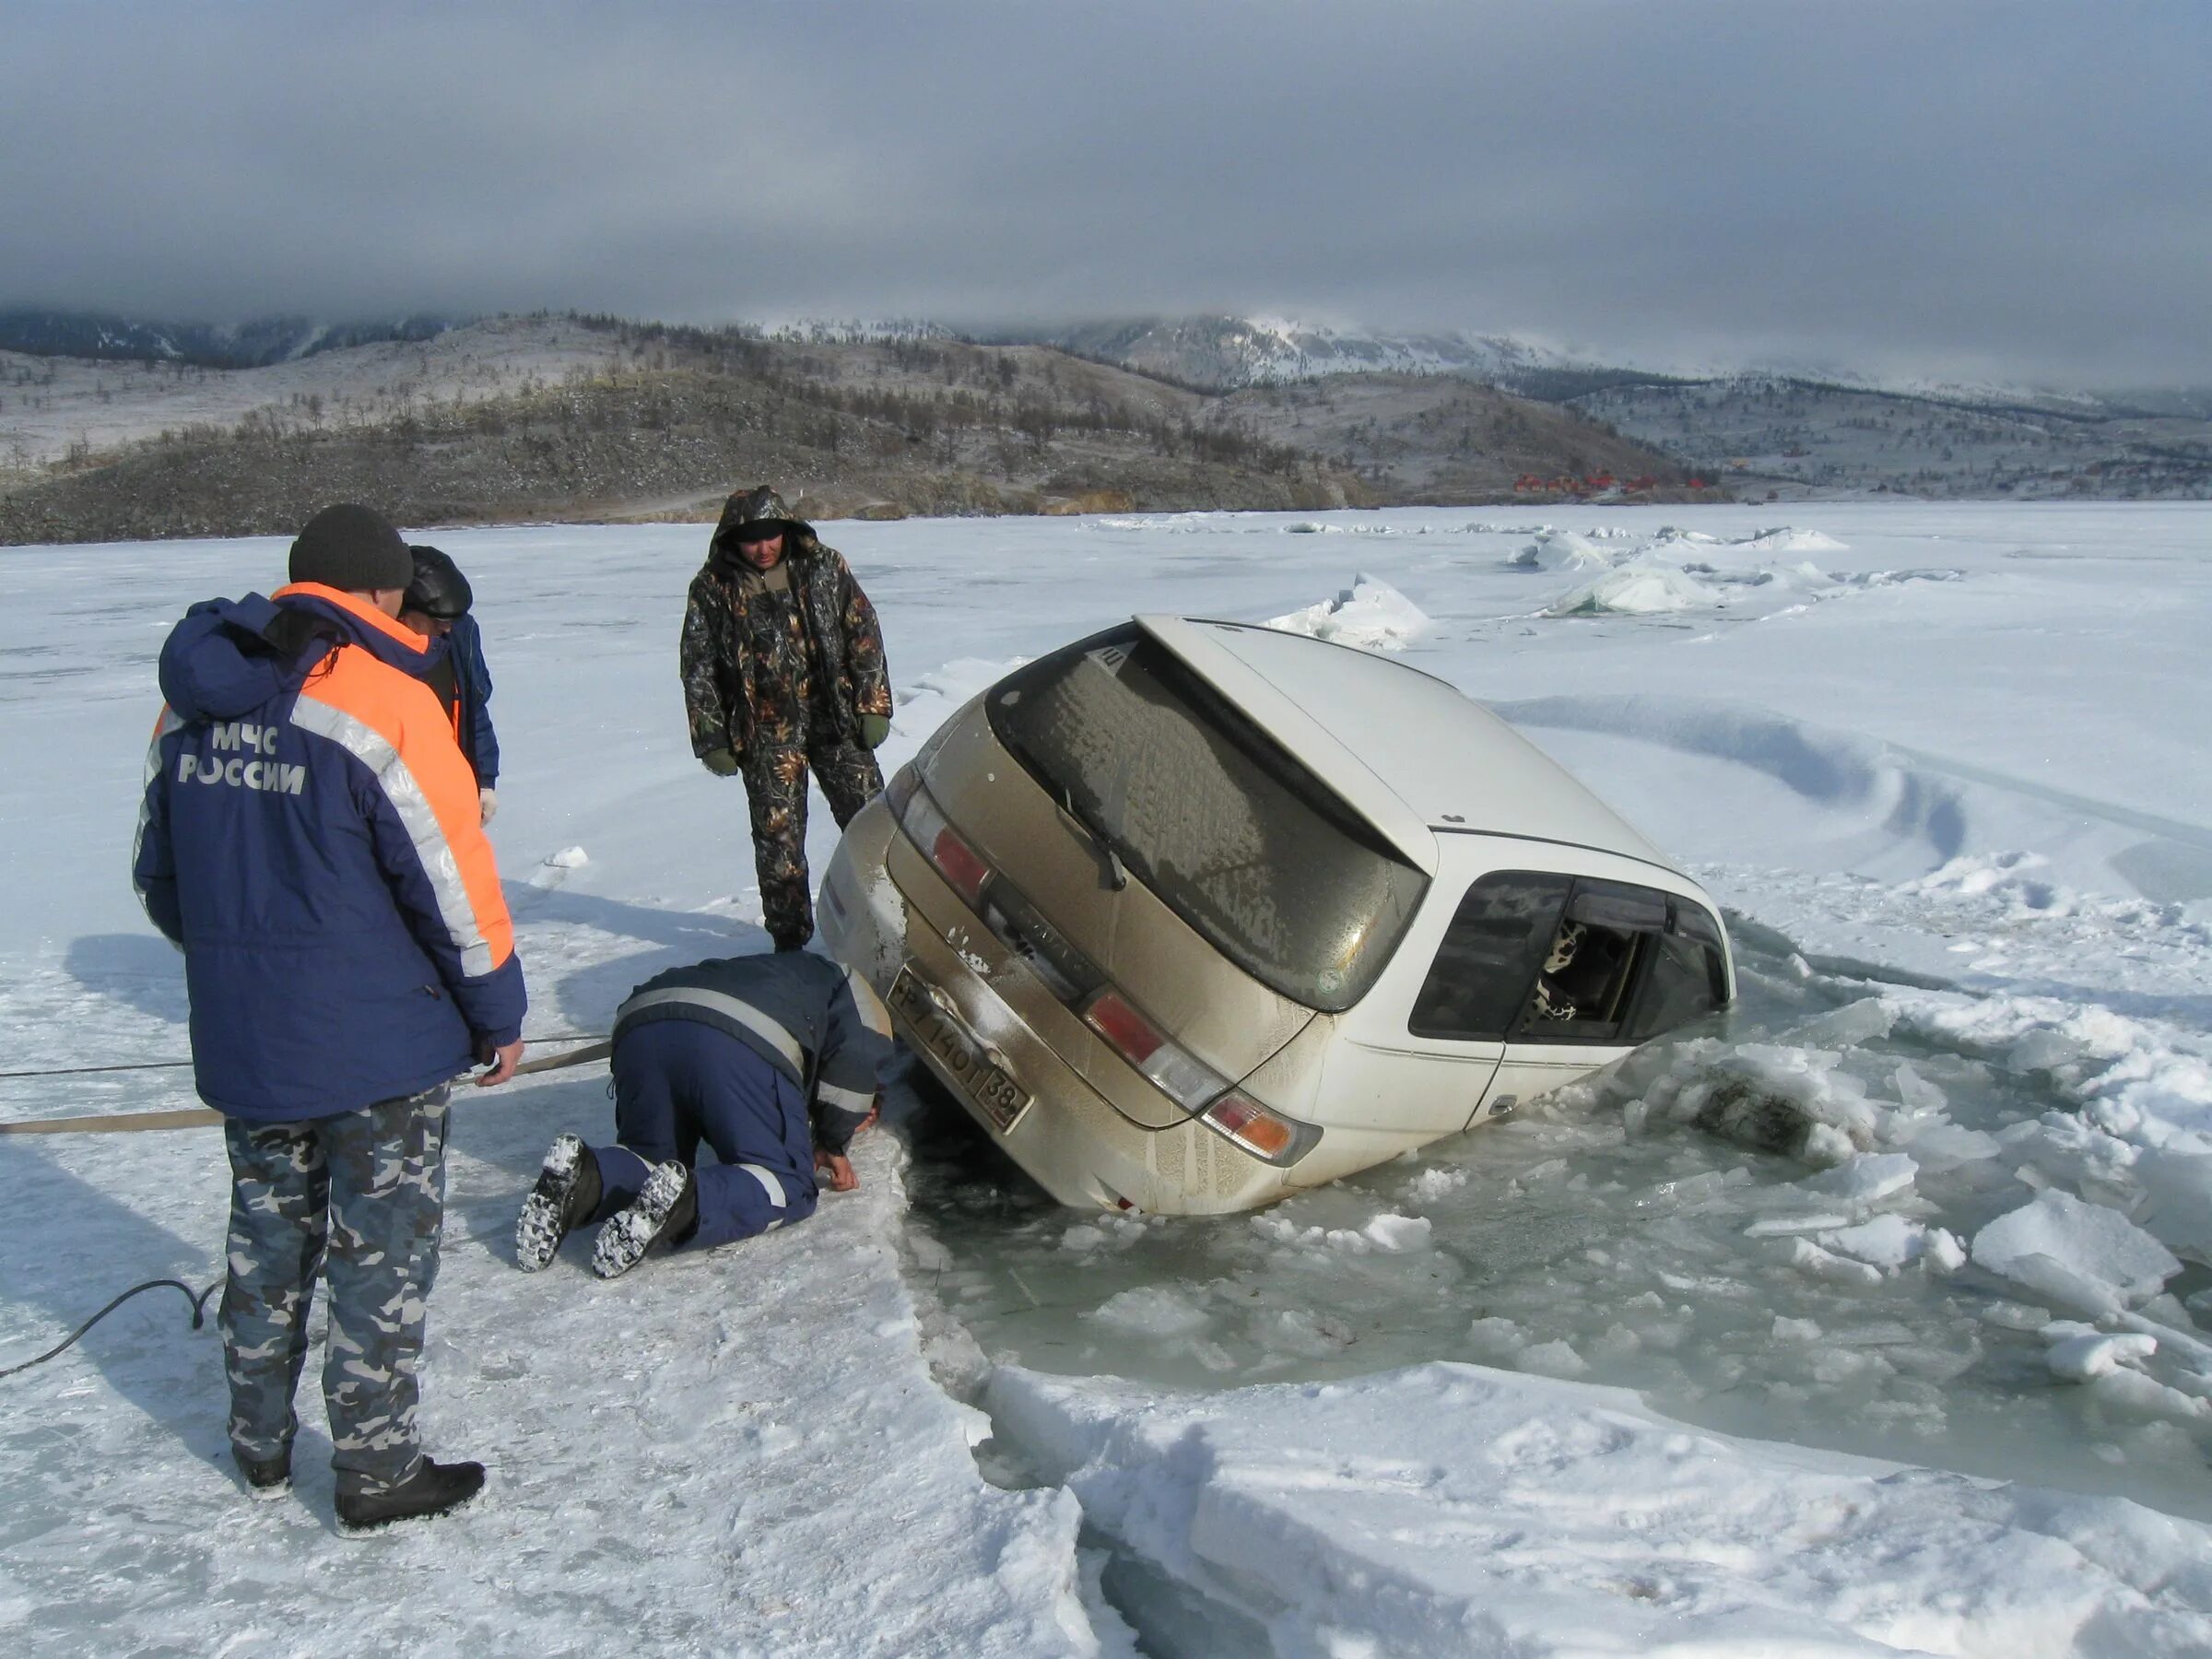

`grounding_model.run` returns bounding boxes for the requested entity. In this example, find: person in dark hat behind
[679,486,893,951]
[399,546,501,824]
